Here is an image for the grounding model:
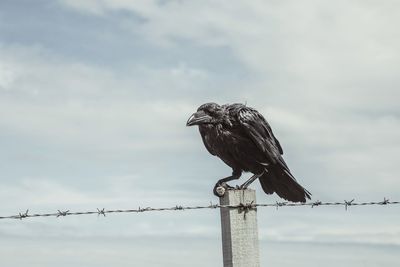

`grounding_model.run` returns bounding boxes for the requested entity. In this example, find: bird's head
[186,103,224,127]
